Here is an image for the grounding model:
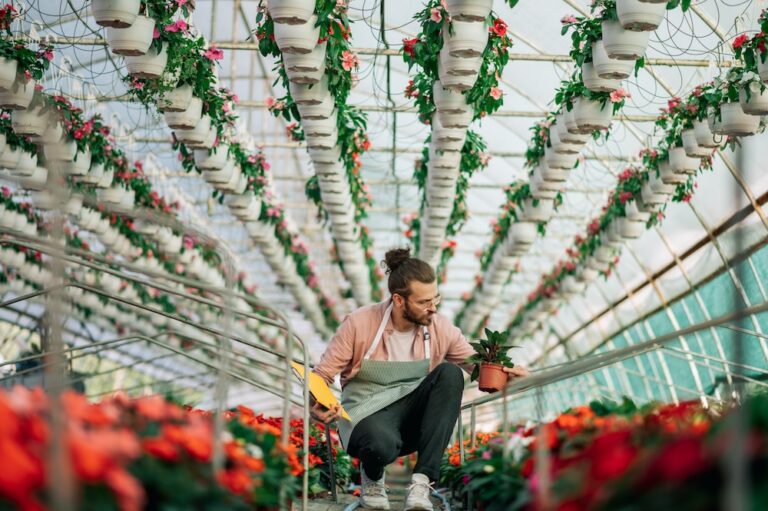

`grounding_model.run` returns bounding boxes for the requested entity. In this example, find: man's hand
[310,402,343,424]
[503,365,530,378]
